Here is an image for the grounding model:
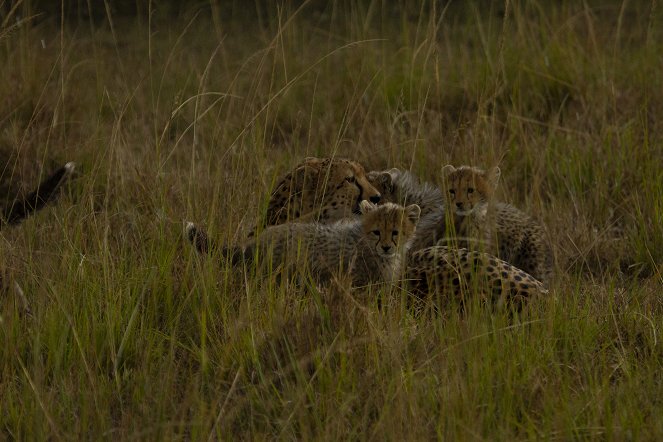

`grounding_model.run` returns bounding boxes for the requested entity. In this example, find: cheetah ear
[484,166,501,189]
[442,164,456,177]
[405,204,421,224]
[359,200,377,214]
